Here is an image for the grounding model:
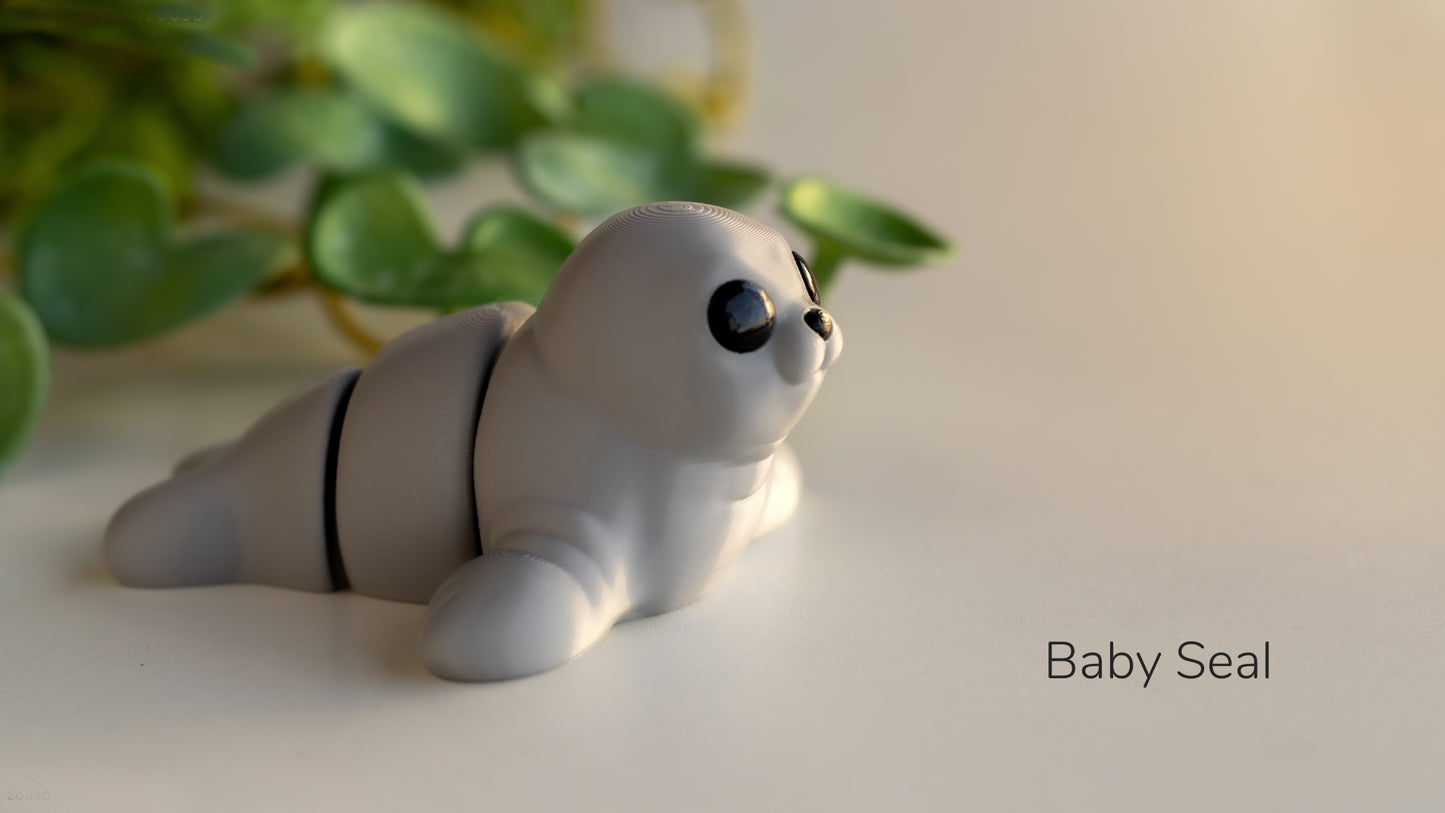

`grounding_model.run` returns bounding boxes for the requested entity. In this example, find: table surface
[3,2,1444,810]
